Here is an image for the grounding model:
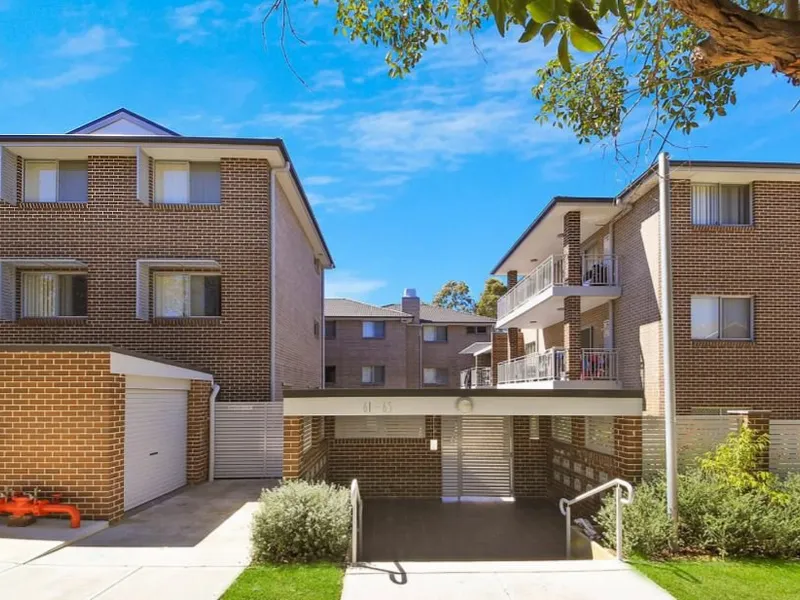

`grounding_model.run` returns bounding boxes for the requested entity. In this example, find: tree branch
[671,0,800,83]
